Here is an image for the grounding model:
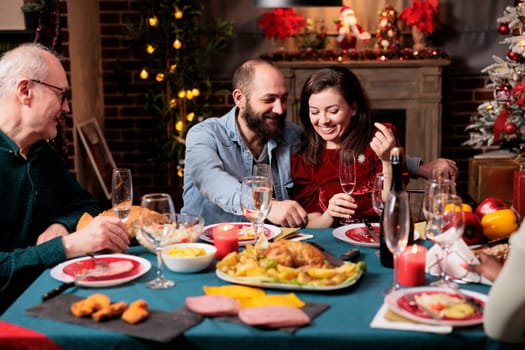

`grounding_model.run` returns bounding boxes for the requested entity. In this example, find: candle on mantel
[398,244,427,287]
[213,224,239,260]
